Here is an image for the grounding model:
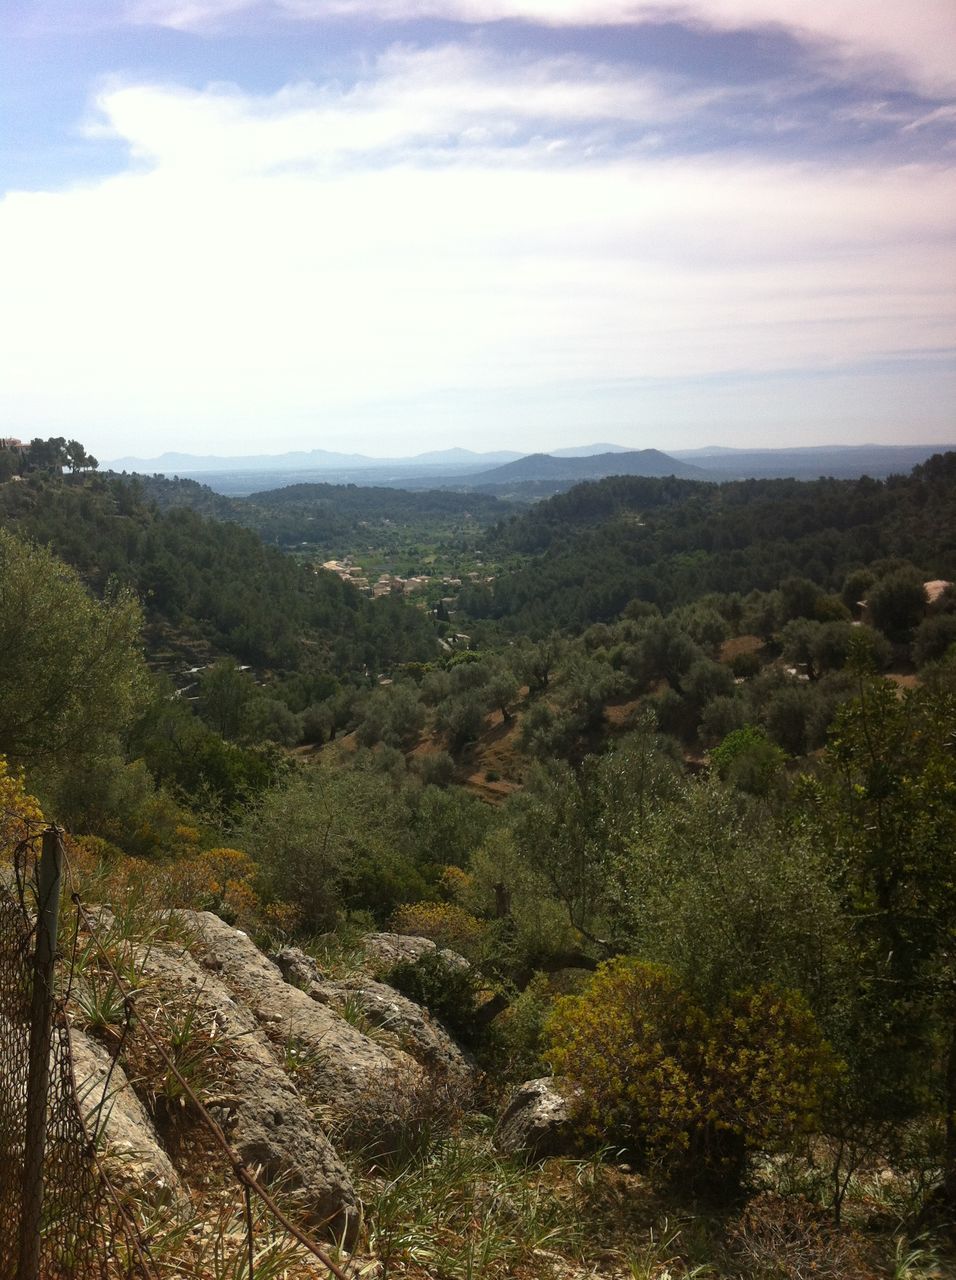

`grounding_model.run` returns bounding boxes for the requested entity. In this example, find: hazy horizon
[2,2,954,460]
[103,438,956,468]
